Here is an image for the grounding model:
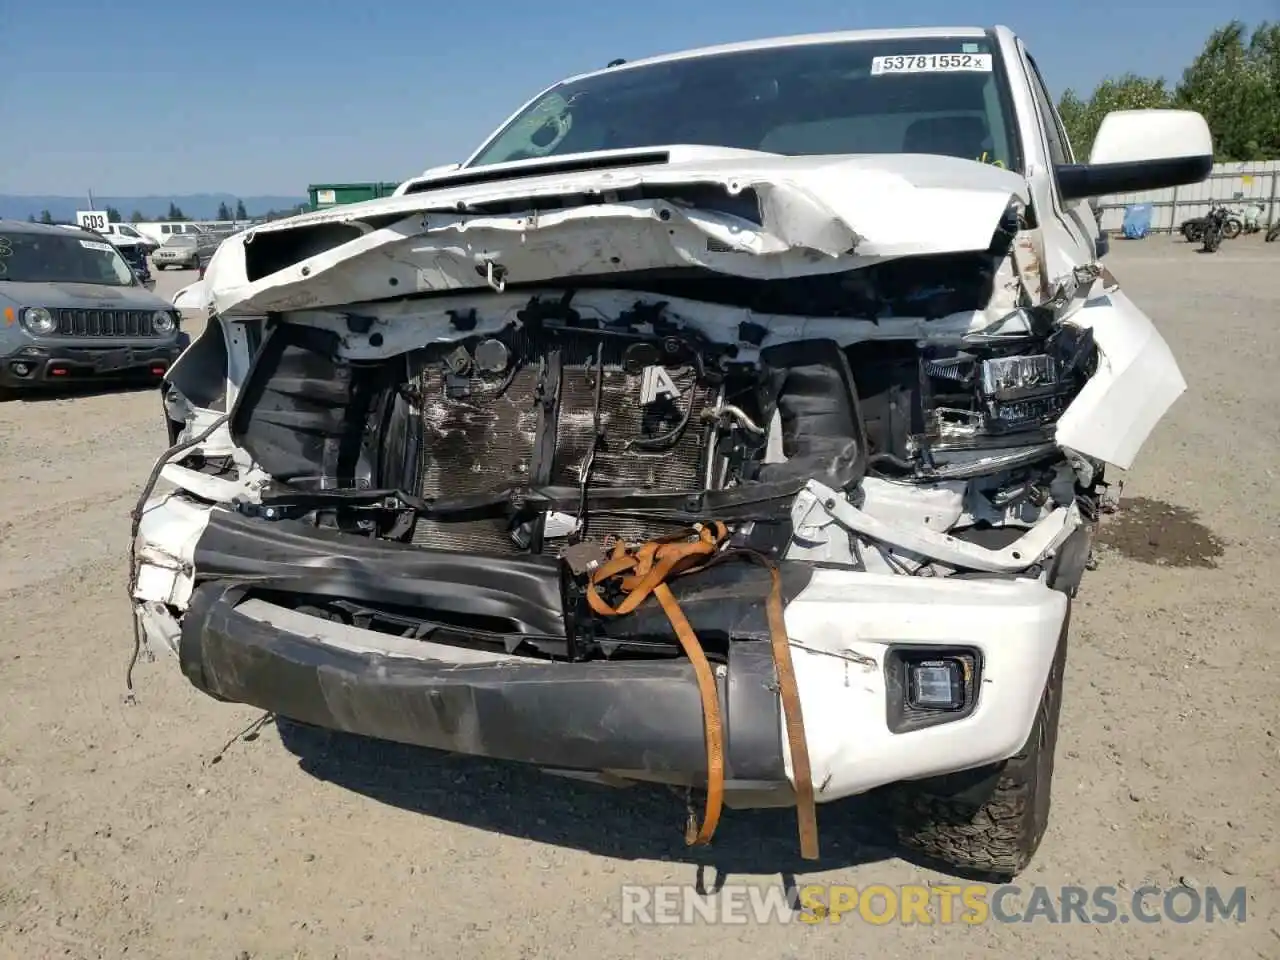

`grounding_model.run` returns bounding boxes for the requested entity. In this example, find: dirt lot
[1,242,1277,959]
